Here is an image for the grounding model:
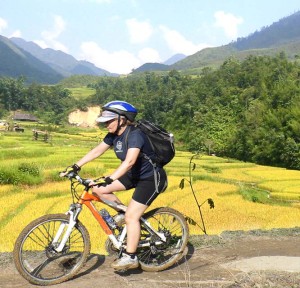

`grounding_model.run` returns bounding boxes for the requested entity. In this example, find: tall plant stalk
[180,153,214,234]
